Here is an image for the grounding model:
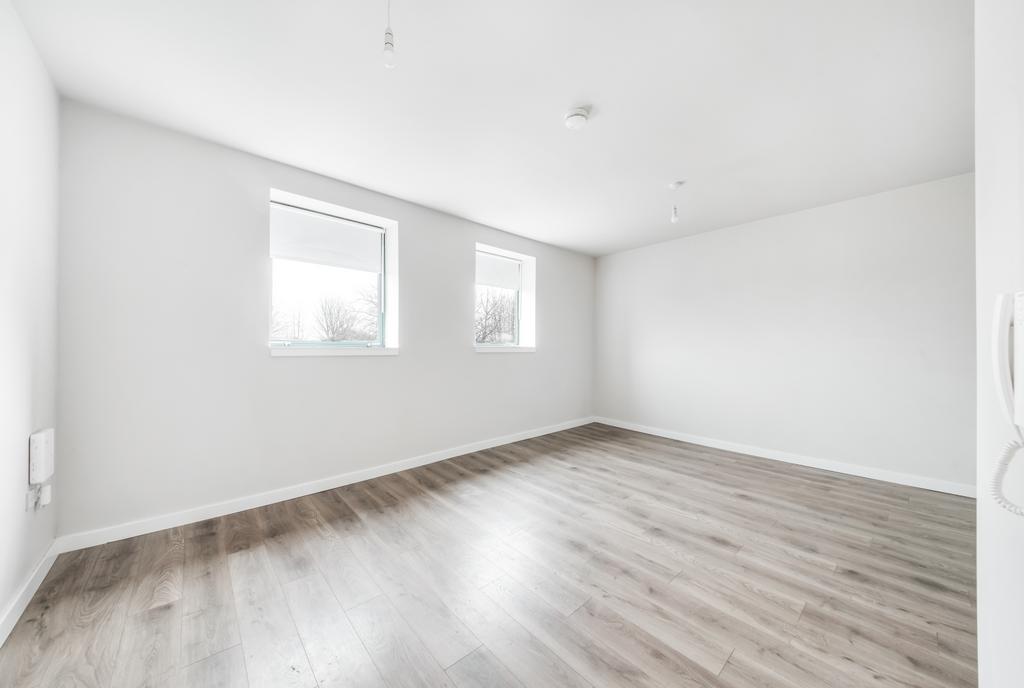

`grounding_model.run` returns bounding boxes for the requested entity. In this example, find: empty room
[2,0,1022,686]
